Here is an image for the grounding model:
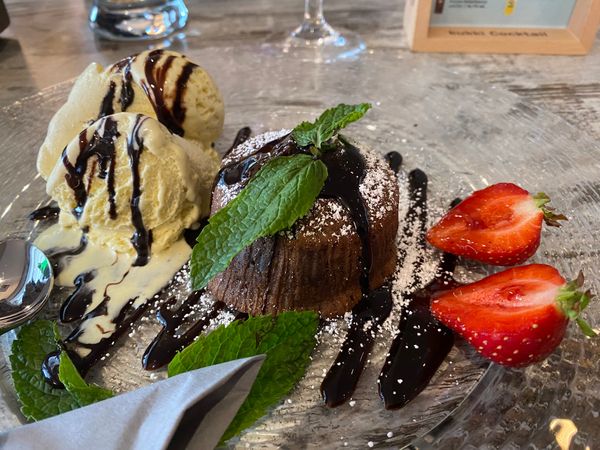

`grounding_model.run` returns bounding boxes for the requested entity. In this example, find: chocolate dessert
[207,130,399,317]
